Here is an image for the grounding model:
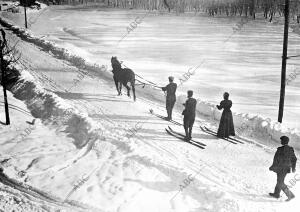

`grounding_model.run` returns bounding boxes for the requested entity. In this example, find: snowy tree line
[36,0,300,21]
[204,0,300,22]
